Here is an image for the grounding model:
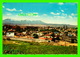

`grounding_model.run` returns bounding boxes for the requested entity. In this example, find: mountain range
[3,19,77,27]
[3,19,46,25]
